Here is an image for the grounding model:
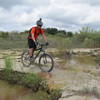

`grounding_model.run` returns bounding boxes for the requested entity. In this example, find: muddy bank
[0,69,61,100]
